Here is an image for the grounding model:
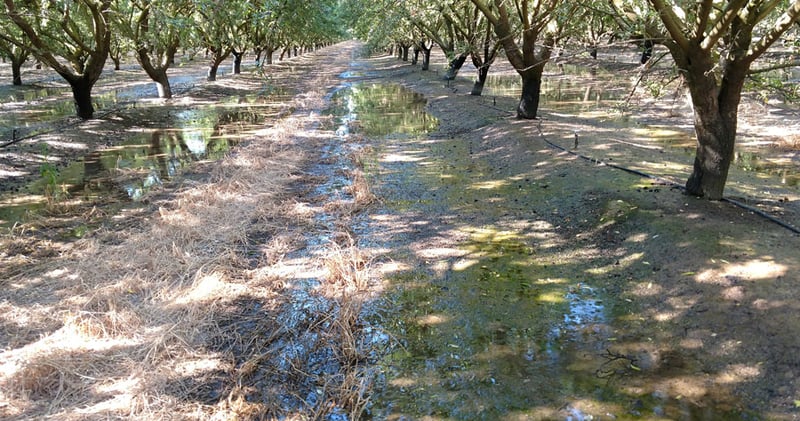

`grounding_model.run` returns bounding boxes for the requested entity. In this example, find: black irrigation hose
[0,82,197,149]
[535,121,800,235]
